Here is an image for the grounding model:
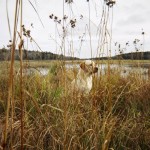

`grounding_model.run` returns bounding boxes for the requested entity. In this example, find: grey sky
[0,0,150,58]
